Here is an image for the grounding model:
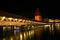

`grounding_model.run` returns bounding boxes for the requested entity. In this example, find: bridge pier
[0,26,3,38]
